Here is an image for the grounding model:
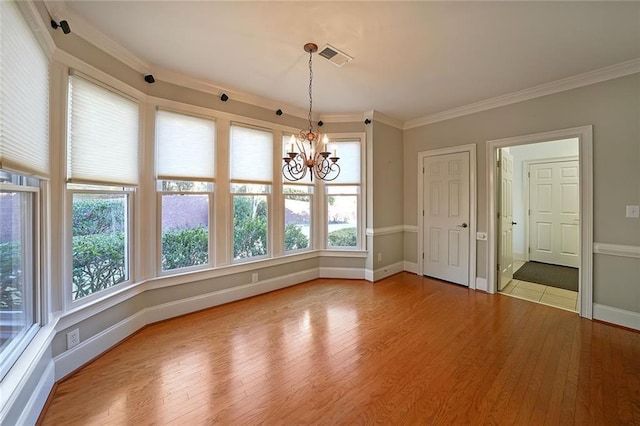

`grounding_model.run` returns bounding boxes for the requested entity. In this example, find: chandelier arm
[282,154,308,181]
[313,156,341,181]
